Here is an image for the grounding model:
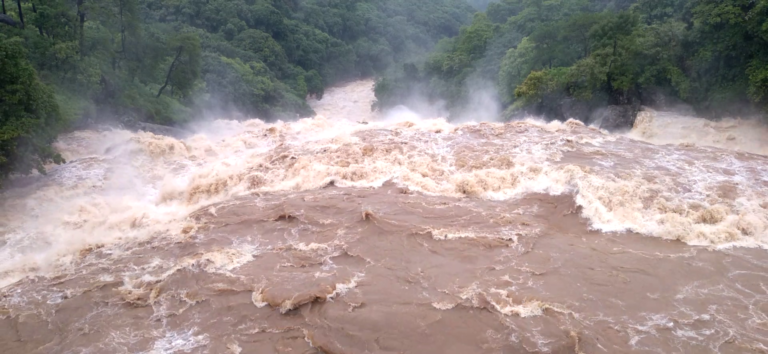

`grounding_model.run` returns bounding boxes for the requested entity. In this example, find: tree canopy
[375,0,768,121]
[0,35,64,183]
